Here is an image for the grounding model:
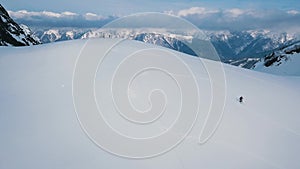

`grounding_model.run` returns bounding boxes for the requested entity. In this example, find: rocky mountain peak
[0,4,40,46]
